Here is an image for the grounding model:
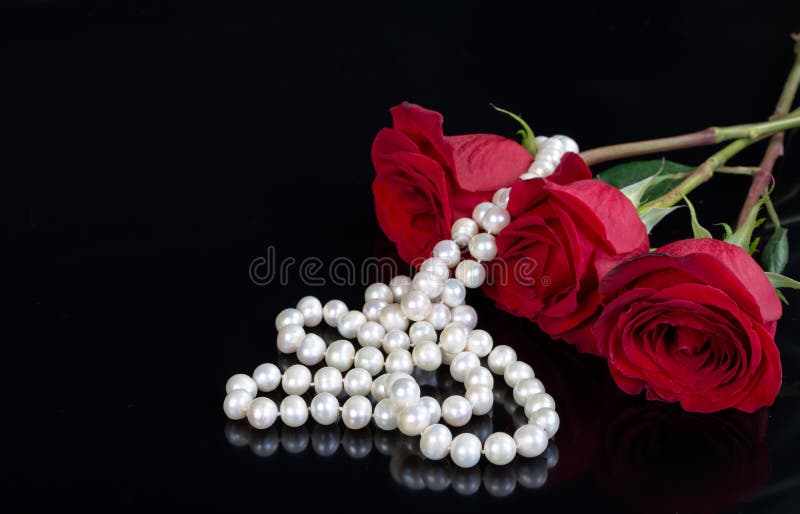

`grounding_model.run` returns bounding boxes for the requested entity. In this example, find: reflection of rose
[594,401,770,514]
